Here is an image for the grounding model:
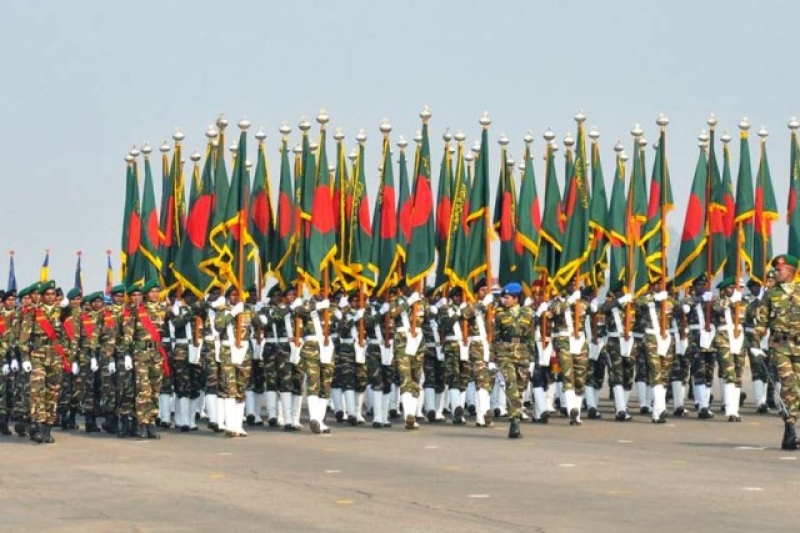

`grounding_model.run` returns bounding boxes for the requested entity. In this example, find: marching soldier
[18,280,67,444]
[201,286,223,432]
[711,278,745,422]
[169,290,201,432]
[669,281,691,417]
[584,286,606,420]
[263,286,298,430]
[751,255,800,450]
[0,289,15,435]
[74,292,108,433]
[684,275,717,419]
[12,284,37,437]
[744,278,770,413]
[111,284,137,437]
[336,291,368,425]
[422,288,446,423]
[461,279,495,427]
[365,294,394,428]
[59,287,82,430]
[245,286,266,428]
